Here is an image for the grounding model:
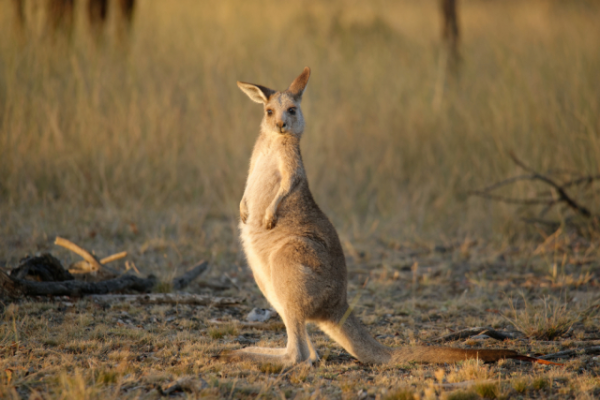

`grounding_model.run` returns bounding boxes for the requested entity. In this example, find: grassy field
[1,0,599,398]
